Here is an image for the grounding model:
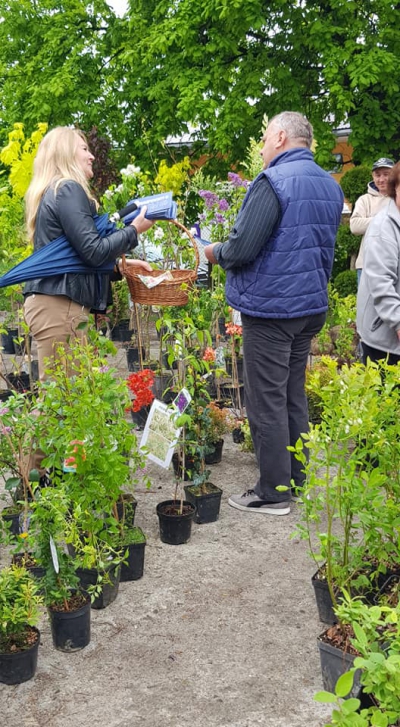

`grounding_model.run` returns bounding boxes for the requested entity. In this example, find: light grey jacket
[357,200,400,354]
